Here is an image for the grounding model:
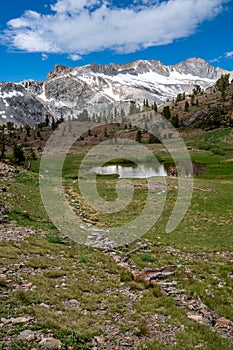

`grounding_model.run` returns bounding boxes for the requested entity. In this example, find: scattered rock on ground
[39,337,62,349]
[18,329,35,342]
